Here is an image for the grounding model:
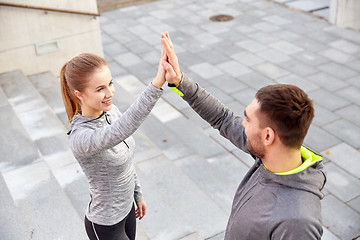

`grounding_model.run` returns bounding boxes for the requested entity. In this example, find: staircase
[0,70,177,240]
[0,70,248,240]
[0,70,88,240]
